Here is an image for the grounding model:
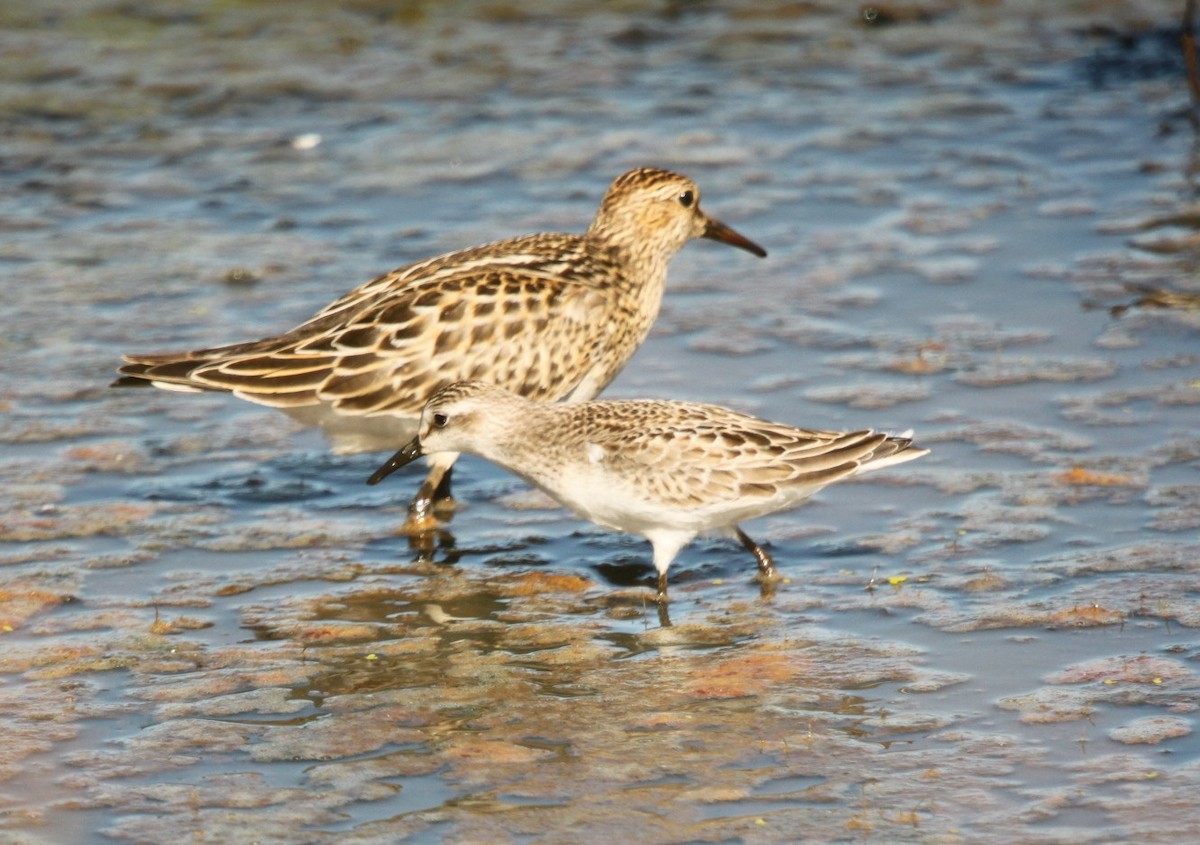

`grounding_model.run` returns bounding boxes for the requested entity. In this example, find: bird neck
[583,224,671,294]
[474,400,558,475]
